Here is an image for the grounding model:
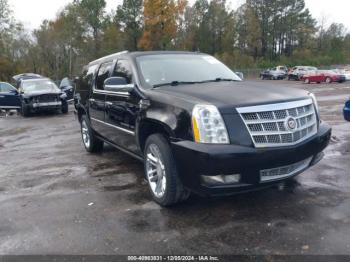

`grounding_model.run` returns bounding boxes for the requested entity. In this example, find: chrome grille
[260,157,313,182]
[237,99,317,148]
